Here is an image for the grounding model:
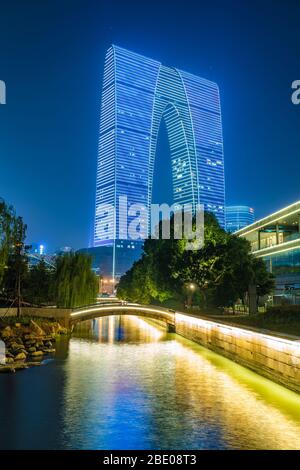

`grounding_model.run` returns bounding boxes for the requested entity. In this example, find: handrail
[72,301,124,311]
[71,302,176,315]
